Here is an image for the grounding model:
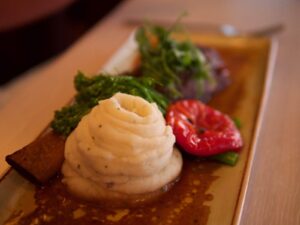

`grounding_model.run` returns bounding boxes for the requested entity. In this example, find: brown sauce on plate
[10,157,219,225]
